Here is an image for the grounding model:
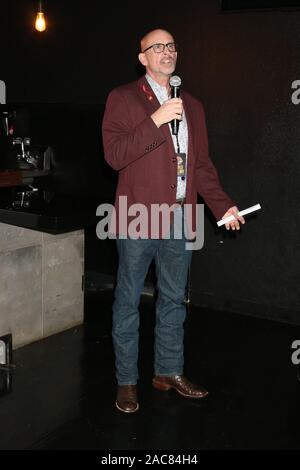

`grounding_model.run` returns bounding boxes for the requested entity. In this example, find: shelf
[0,170,50,187]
